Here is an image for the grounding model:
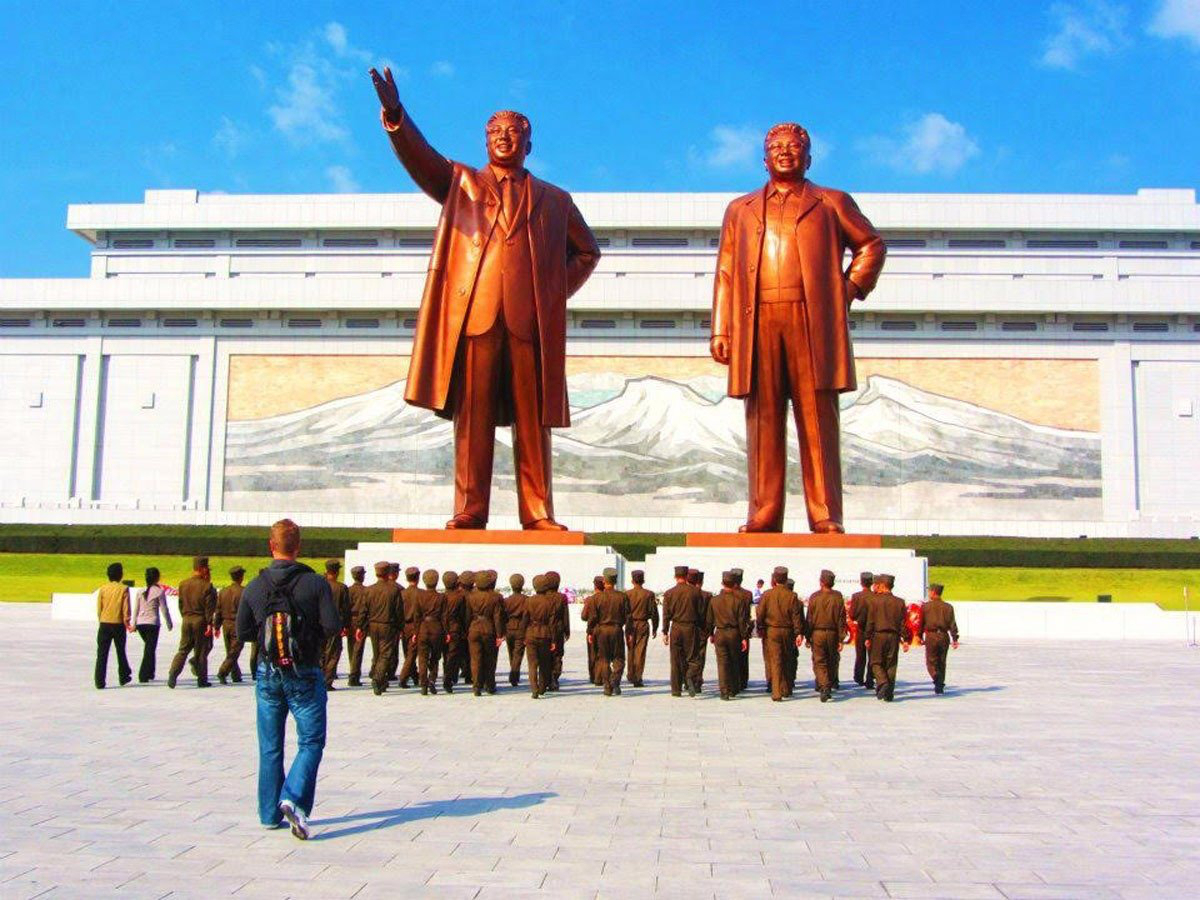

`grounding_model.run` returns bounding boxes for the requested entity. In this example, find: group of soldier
[147,554,960,702]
